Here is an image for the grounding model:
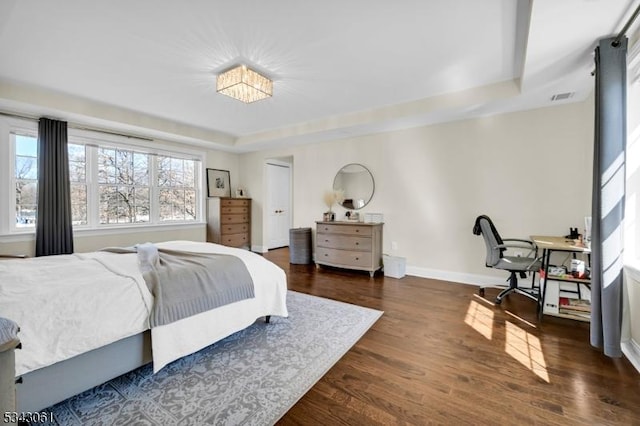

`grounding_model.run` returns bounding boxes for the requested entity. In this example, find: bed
[0,240,288,412]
